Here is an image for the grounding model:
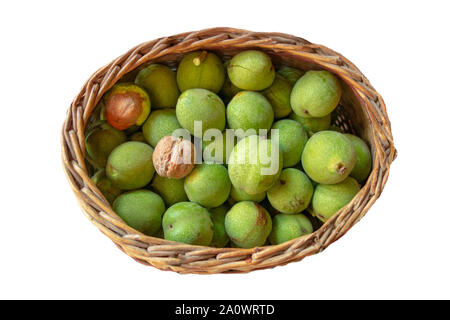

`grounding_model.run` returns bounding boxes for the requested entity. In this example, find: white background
[1,0,449,299]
